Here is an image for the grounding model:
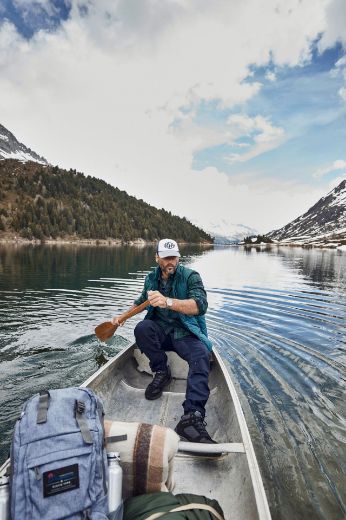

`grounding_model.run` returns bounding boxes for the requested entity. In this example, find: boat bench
[178,441,245,454]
